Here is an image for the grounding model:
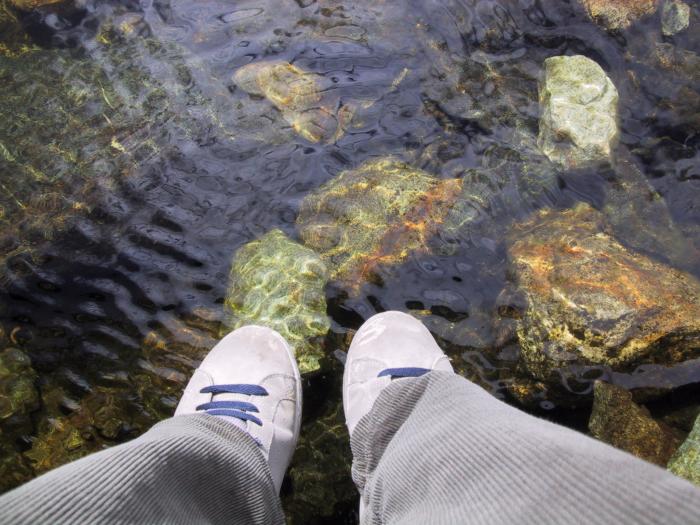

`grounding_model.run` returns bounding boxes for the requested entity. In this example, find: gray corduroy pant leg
[0,414,284,524]
[351,371,700,524]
